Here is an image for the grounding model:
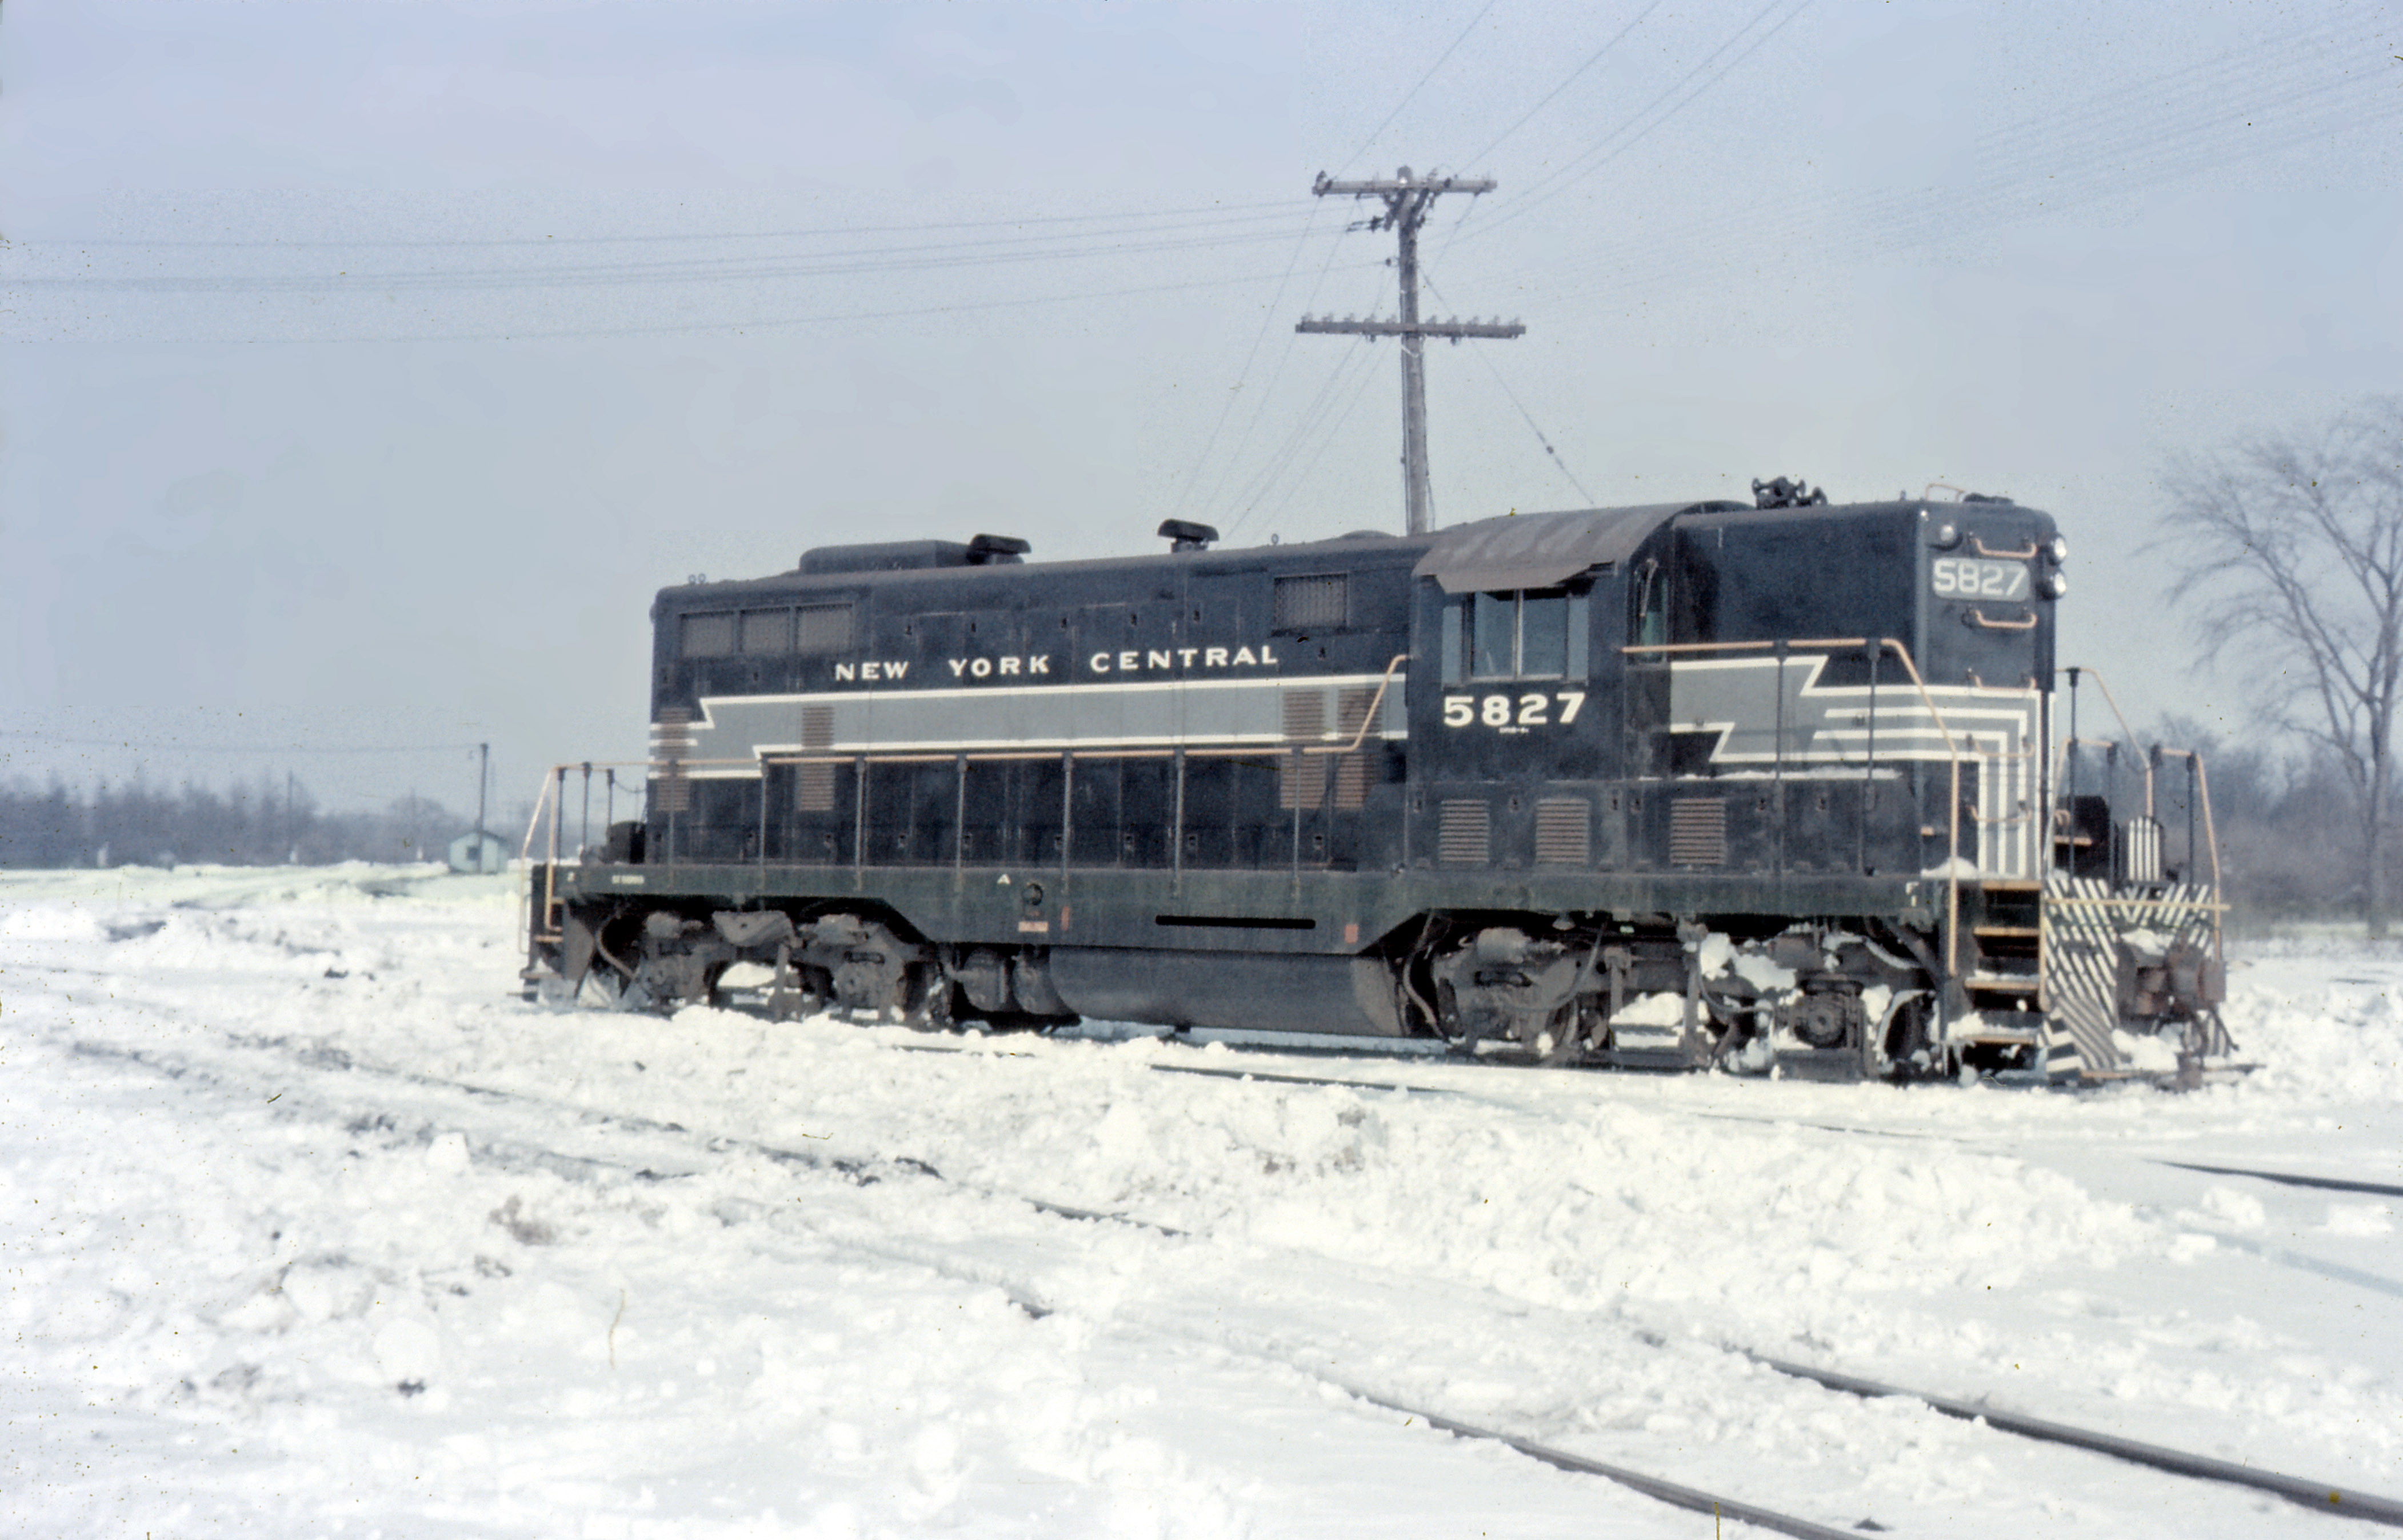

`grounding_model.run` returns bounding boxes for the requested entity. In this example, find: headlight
[2041,570,2069,599]
[2048,535,2069,565]
[1930,520,1960,549]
